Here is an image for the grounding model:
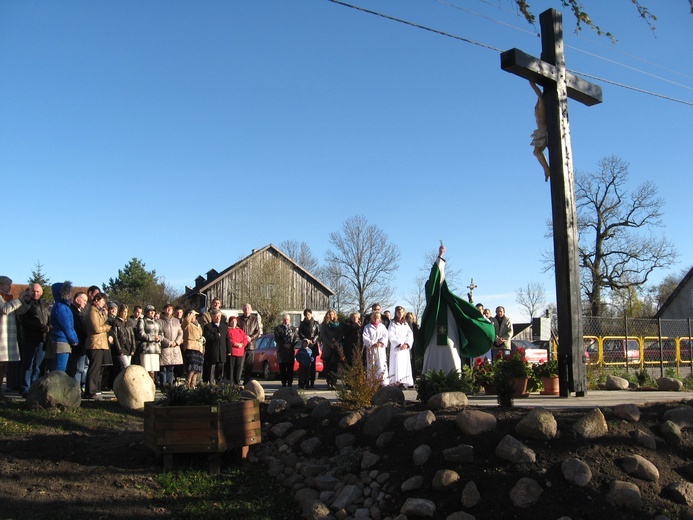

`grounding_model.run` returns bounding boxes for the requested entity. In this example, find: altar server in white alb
[362,311,389,384]
[388,306,414,387]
